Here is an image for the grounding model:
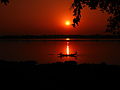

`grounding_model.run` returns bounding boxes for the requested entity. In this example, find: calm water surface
[0,39,120,65]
